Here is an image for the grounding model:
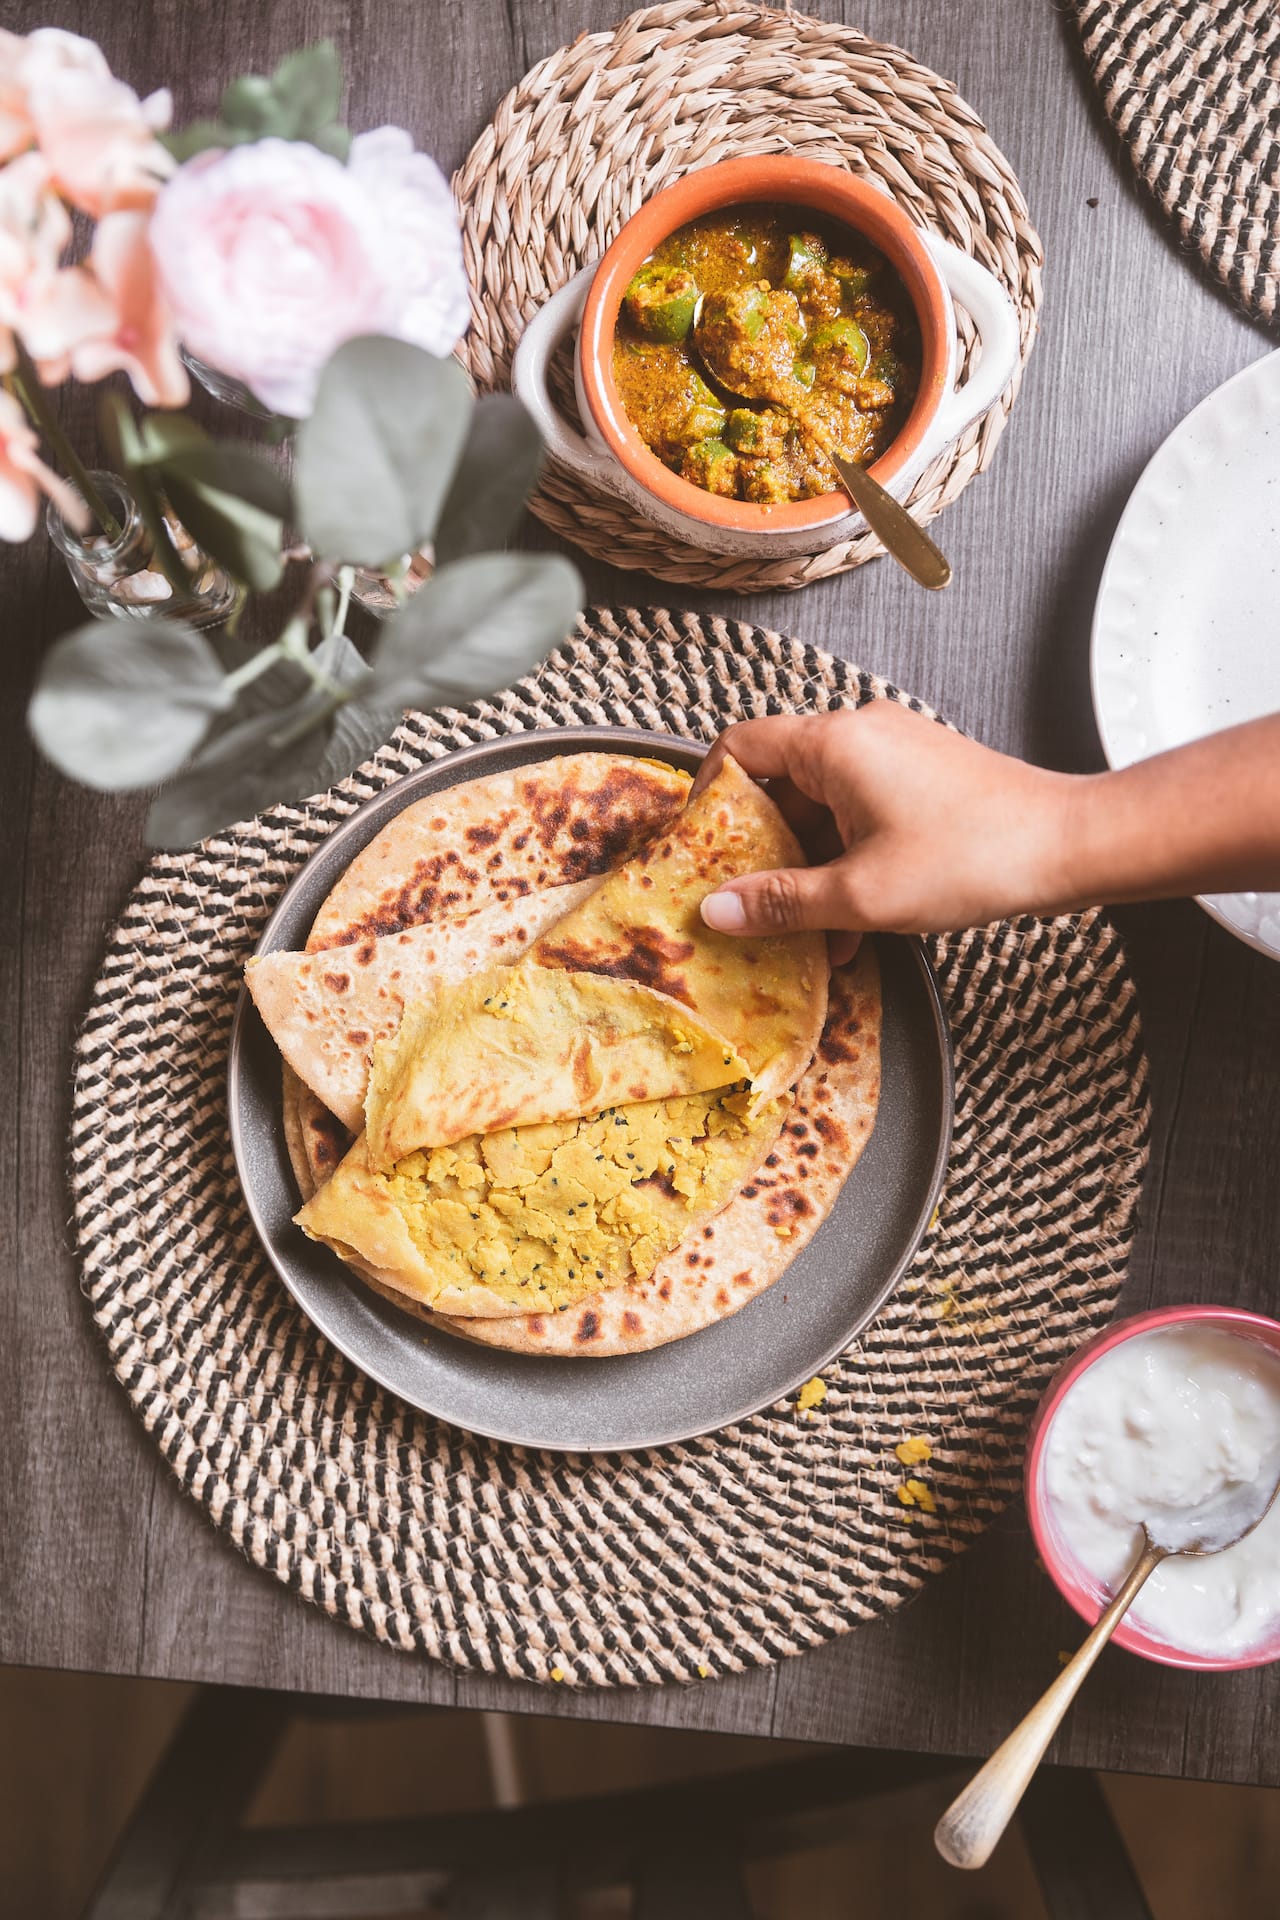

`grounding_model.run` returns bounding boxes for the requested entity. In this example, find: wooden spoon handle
[933,1541,1165,1871]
